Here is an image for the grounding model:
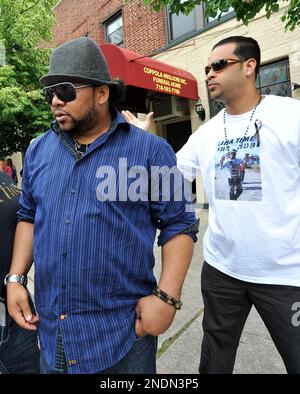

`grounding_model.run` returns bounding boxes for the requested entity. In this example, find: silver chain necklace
[72,136,90,158]
[223,95,262,151]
